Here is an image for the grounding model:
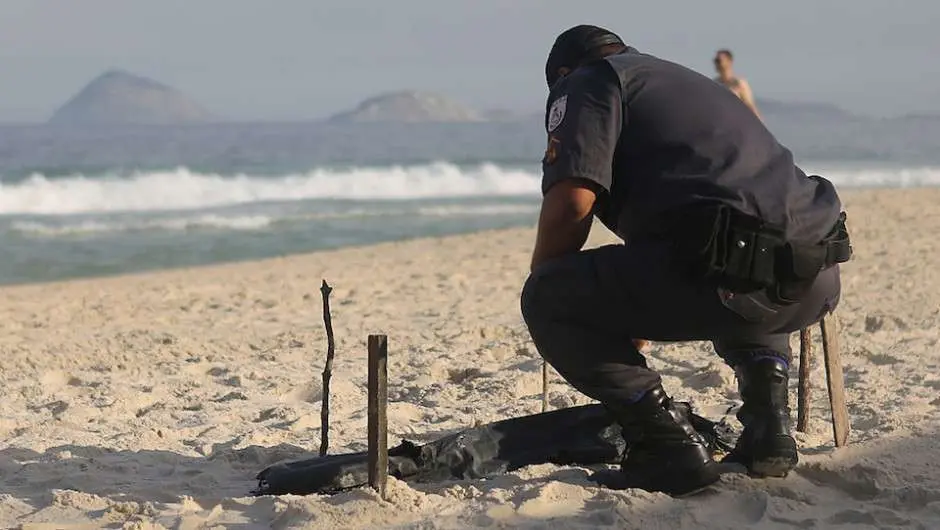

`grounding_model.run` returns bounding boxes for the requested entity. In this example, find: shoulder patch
[546,95,568,132]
